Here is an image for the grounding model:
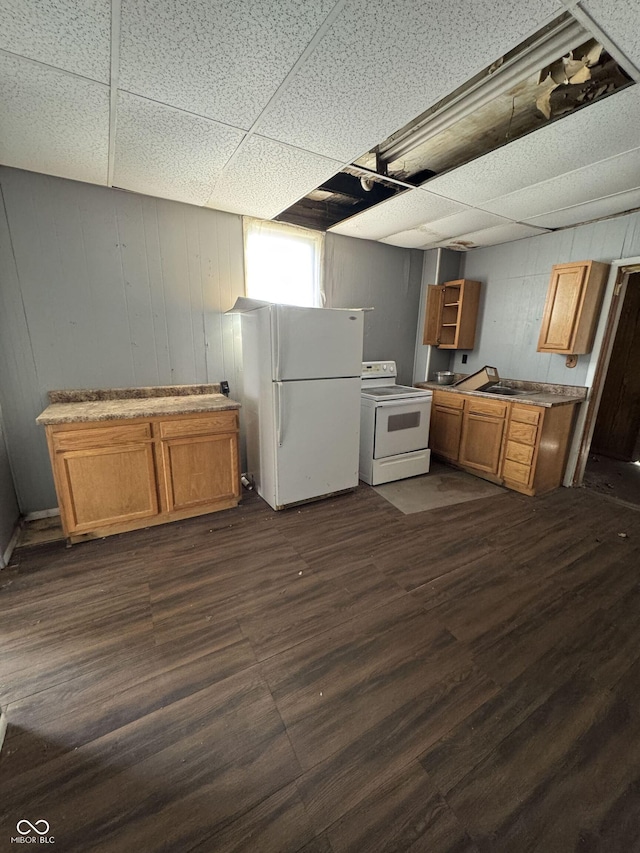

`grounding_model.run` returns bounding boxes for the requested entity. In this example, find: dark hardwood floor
[1,482,639,852]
